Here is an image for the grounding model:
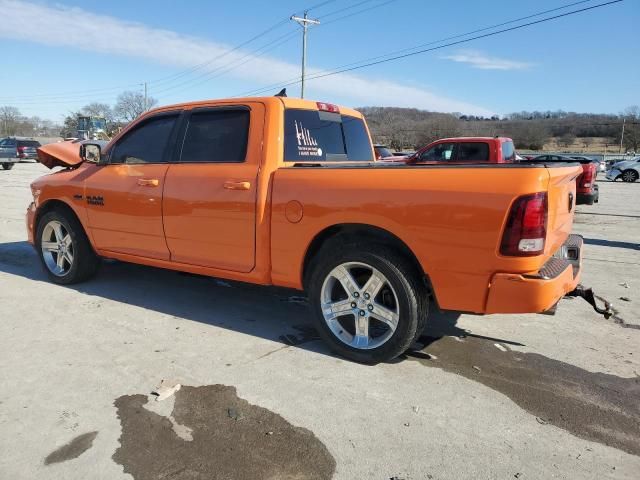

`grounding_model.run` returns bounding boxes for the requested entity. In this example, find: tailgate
[545,165,581,257]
